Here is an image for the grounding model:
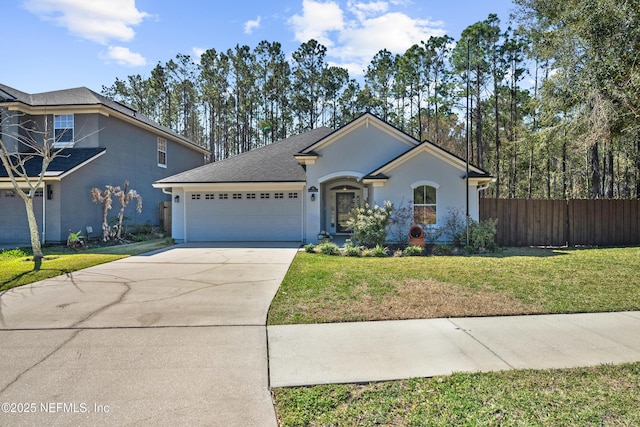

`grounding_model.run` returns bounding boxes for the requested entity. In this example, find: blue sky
[3,0,516,94]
